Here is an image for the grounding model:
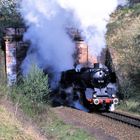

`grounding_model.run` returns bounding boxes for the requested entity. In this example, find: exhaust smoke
[20,0,75,75]
[20,0,126,75]
[58,0,118,57]
[19,0,126,110]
